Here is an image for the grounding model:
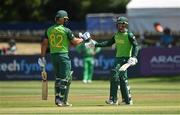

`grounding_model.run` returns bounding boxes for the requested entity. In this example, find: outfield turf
[0,76,180,114]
